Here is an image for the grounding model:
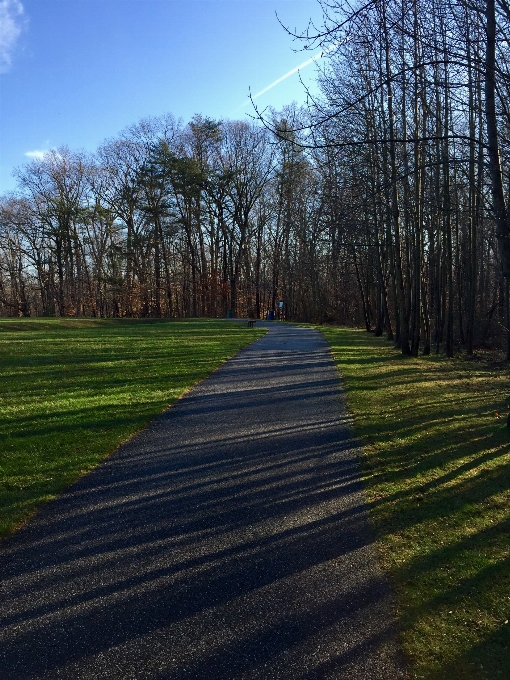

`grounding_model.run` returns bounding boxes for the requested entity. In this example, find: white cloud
[0,0,25,73]
[25,150,47,160]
